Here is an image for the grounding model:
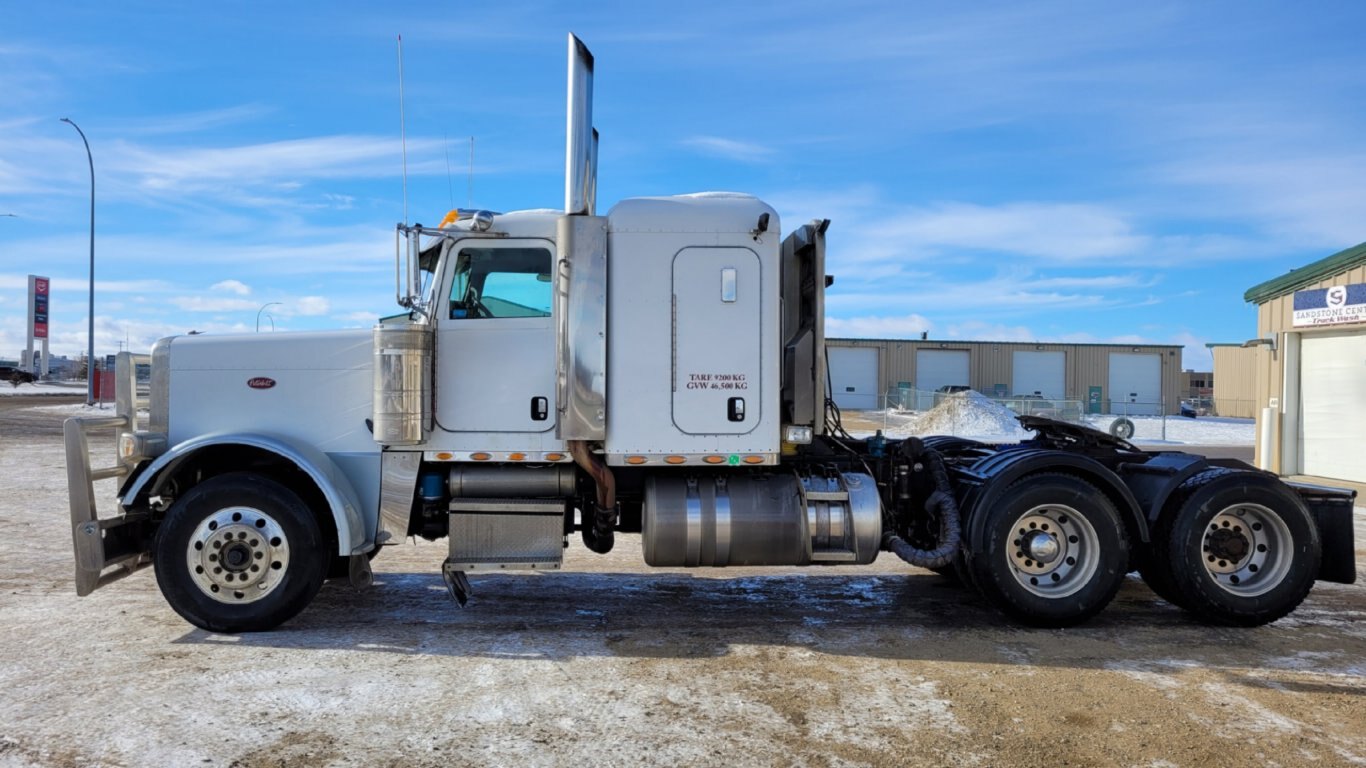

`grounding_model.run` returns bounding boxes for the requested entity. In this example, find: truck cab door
[434,240,557,435]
